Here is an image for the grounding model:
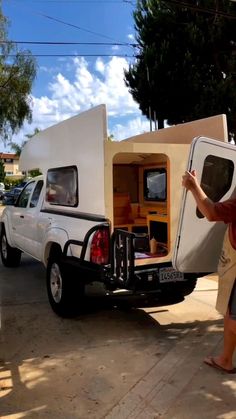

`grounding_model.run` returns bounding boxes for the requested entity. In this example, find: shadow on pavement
[0,257,235,419]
